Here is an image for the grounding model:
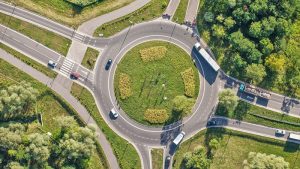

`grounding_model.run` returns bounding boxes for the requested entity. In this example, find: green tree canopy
[183,146,210,169]
[243,152,289,169]
[172,95,195,116]
[245,64,266,84]
[218,89,238,112]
